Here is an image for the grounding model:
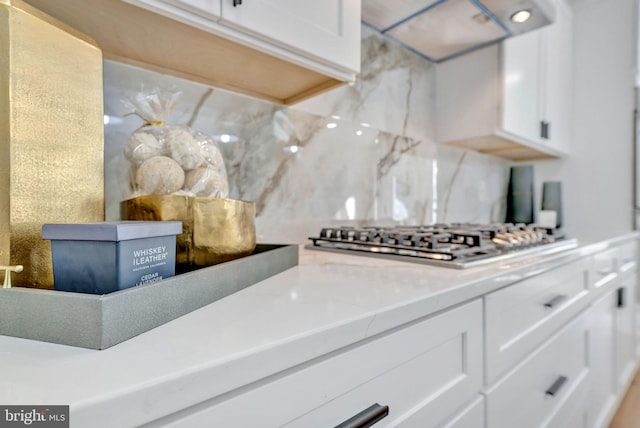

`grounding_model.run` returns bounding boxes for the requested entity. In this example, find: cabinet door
[126,0,221,21]
[219,0,361,72]
[501,29,543,144]
[540,0,573,154]
[616,274,637,391]
[589,289,617,428]
[637,274,640,358]
[165,0,220,18]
